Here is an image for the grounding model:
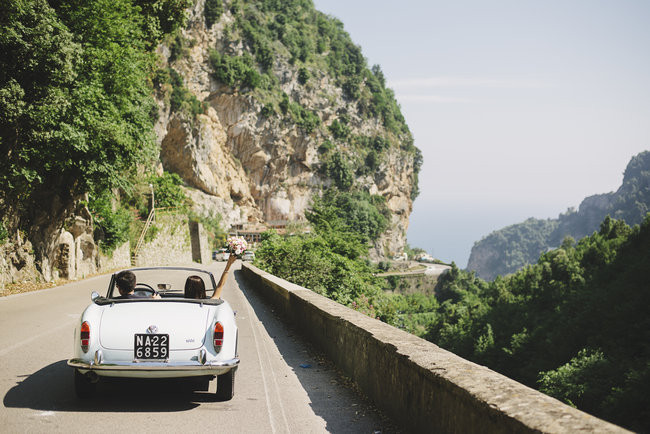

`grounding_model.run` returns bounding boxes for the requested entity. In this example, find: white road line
[0,319,75,357]
[239,282,291,433]
[254,299,291,432]
[241,286,277,433]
